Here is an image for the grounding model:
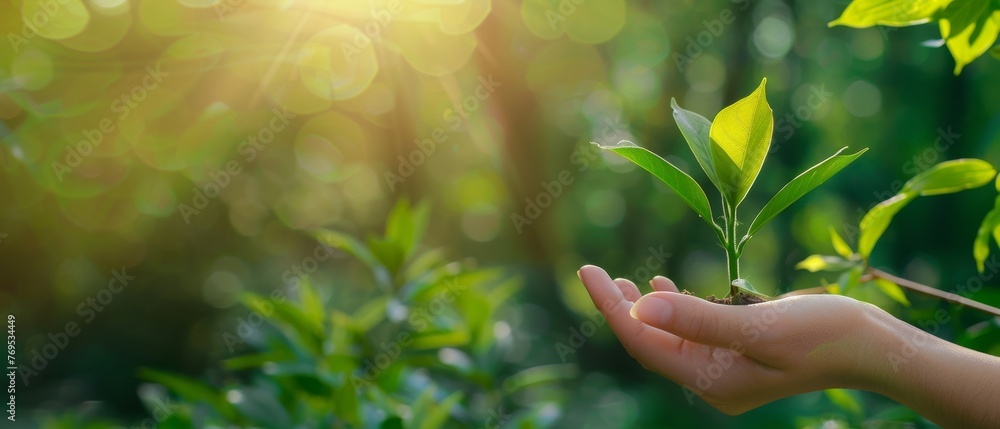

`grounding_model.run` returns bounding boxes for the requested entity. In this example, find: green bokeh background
[1,0,999,427]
